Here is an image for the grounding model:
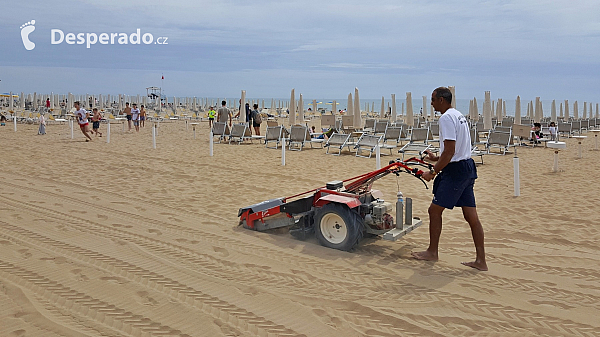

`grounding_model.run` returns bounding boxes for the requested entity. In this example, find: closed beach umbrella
[560,103,563,118]
[483,91,492,130]
[380,96,385,118]
[422,96,427,120]
[391,94,397,122]
[298,94,304,122]
[551,100,557,123]
[574,101,579,119]
[290,89,296,125]
[354,87,361,128]
[449,86,456,108]
[347,93,353,125]
[271,98,275,113]
[9,92,13,111]
[240,90,246,123]
[564,100,569,119]
[496,99,502,120]
[583,102,587,119]
[515,96,521,124]
[534,97,540,122]
[406,92,414,127]
[332,100,336,114]
[313,99,317,115]
[473,97,479,121]
[597,103,599,119]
